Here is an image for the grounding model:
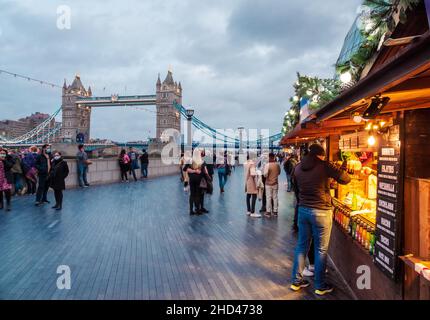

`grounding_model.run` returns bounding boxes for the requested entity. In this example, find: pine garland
[281,73,340,134]
[335,0,420,80]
